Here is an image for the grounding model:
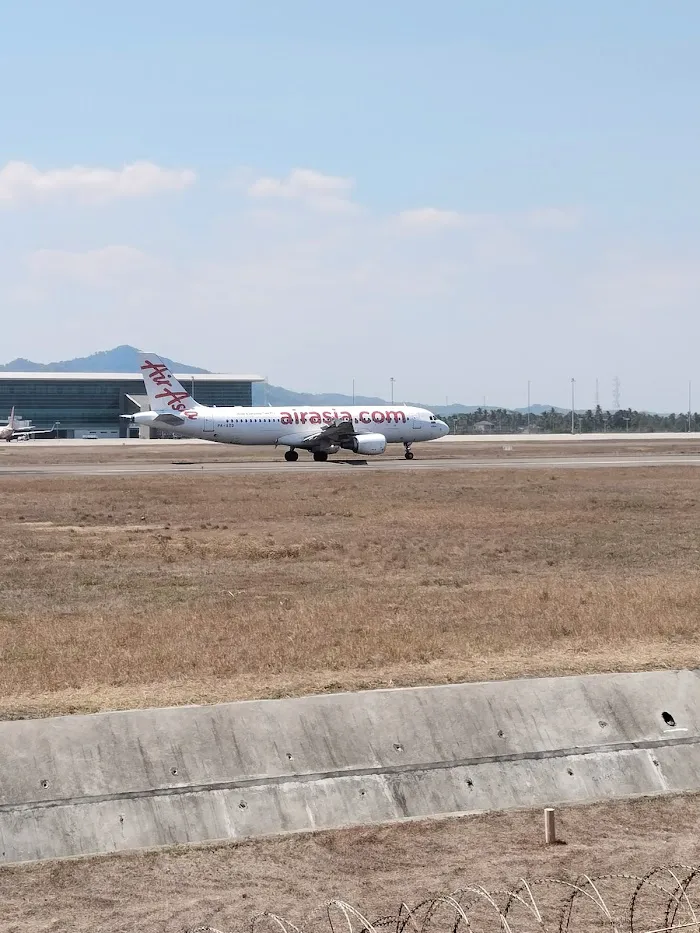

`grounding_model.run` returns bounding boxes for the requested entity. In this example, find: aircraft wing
[277,418,357,450]
[299,418,356,445]
[11,423,59,438]
[312,418,356,443]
